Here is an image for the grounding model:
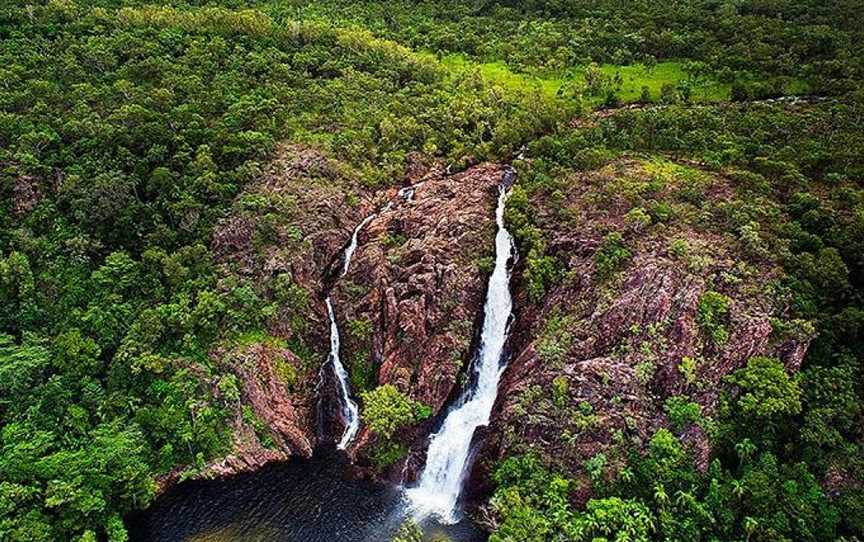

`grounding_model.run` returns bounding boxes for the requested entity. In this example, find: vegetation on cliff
[0,1,862,541]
